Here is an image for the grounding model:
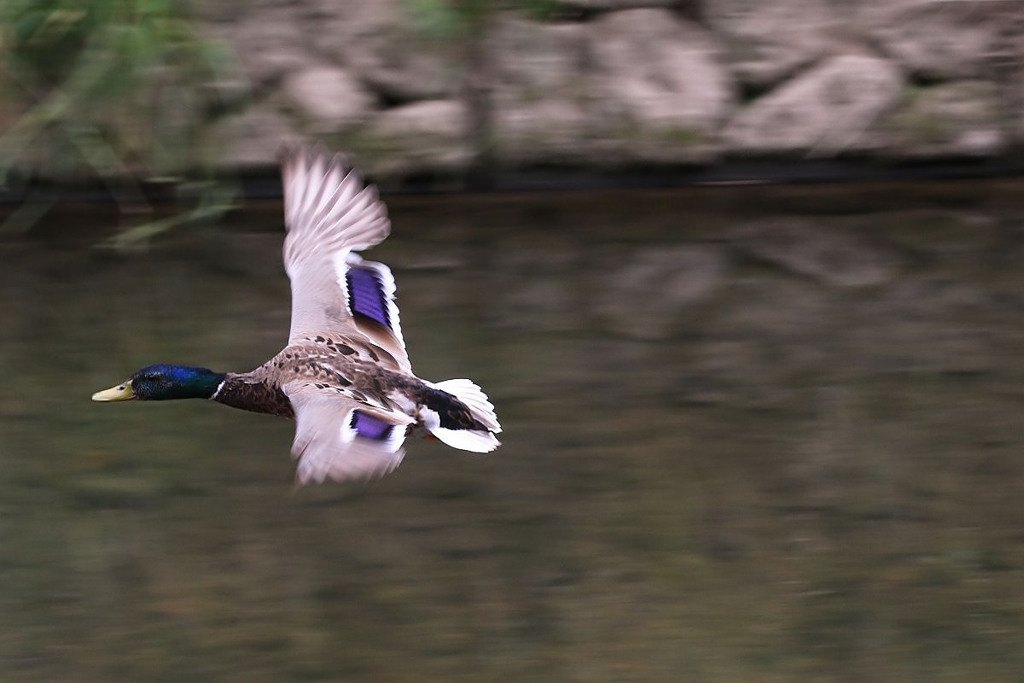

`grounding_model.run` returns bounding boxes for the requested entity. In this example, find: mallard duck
[92,144,501,484]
